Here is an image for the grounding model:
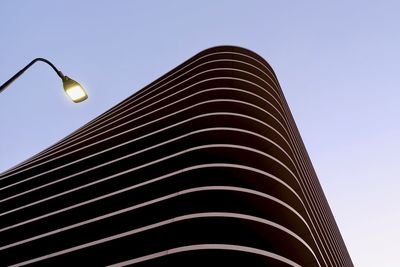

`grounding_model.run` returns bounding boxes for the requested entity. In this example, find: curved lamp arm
[0,58,64,93]
[0,58,88,103]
